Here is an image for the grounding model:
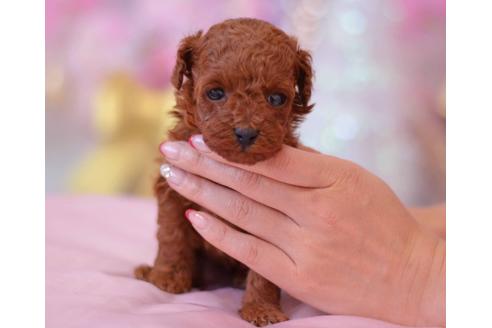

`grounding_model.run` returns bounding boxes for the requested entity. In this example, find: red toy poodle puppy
[135,18,314,326]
